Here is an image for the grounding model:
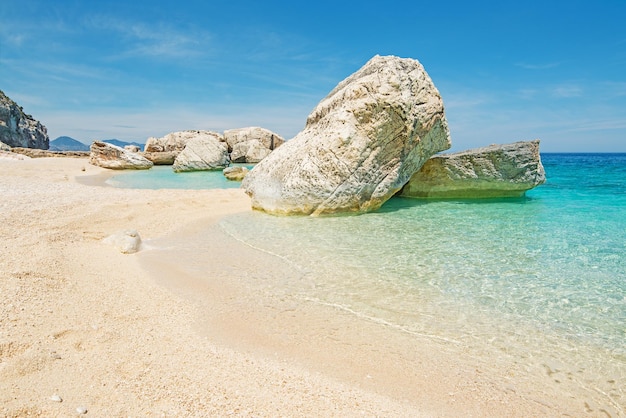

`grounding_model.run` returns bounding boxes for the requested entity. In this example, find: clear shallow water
[106,165,248,189]
[218,153,626,410]
[128,154,626,410]
[220,154,625,347]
